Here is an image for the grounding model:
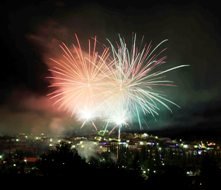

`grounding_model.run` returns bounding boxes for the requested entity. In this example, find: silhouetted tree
[37,141,88,176]
[200,154,221,189]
